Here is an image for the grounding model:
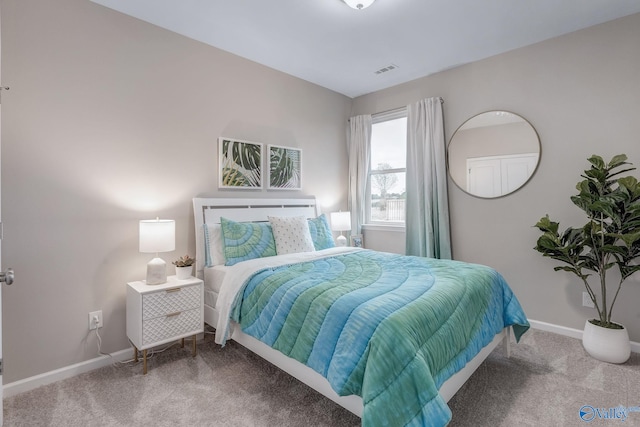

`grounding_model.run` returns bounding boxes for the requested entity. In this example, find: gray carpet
[3,329,639,426]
